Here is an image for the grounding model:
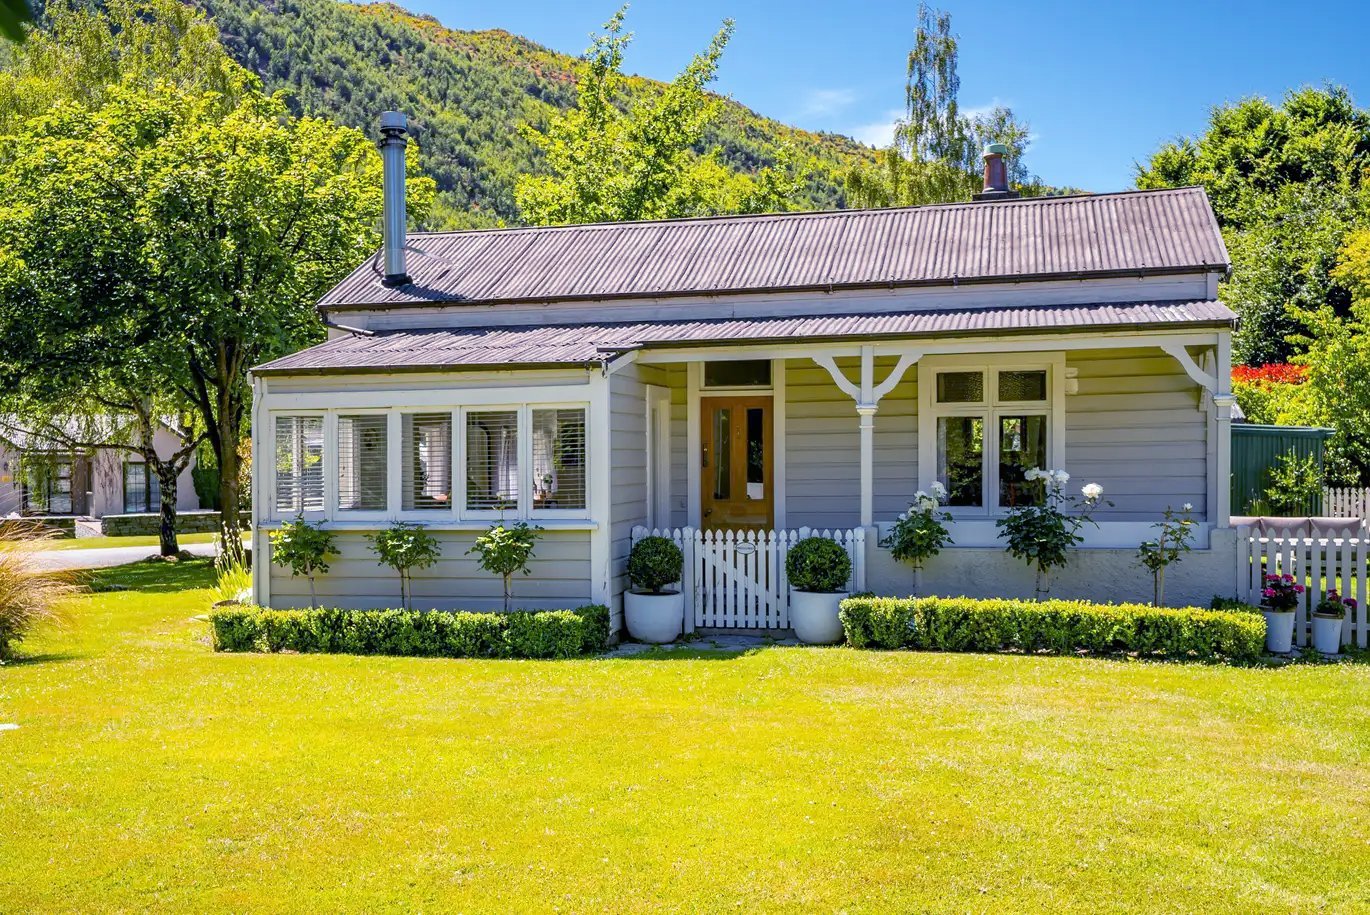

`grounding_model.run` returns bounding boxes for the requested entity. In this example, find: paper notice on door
[747,482,764,500]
